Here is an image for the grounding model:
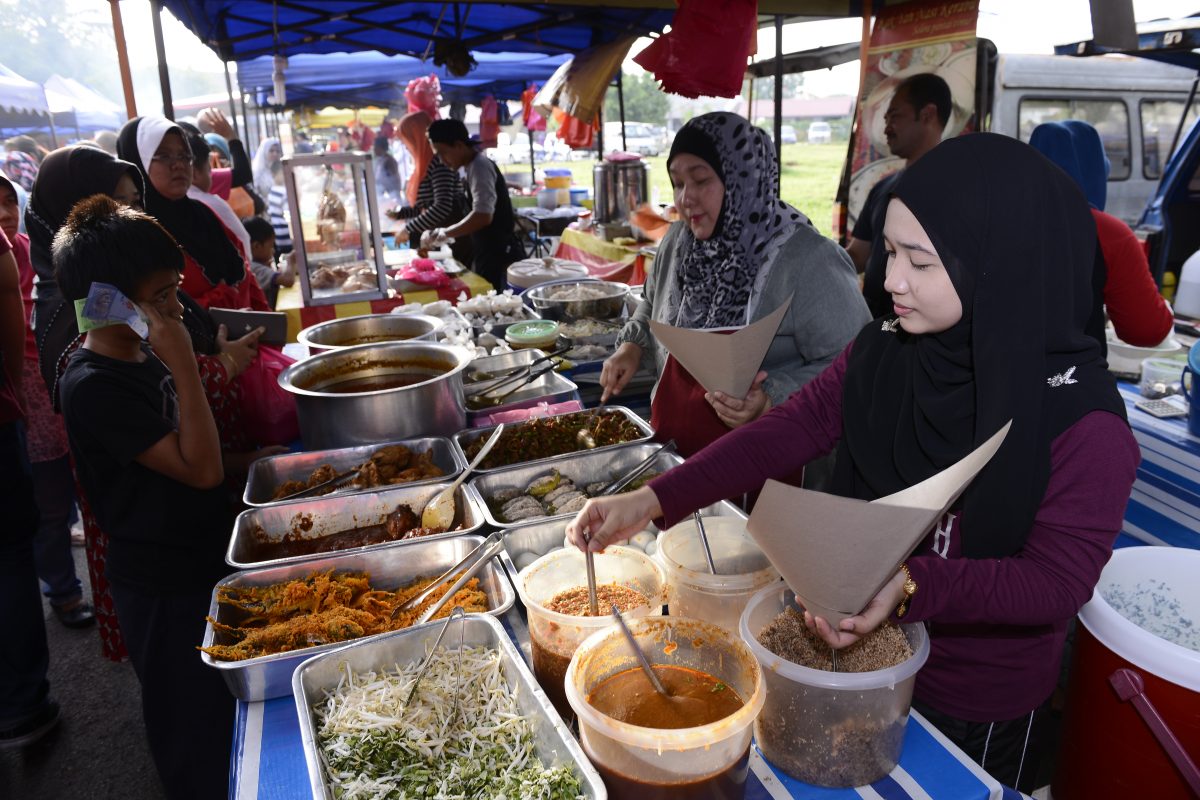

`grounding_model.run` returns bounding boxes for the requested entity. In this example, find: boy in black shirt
[54,196,232,799]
